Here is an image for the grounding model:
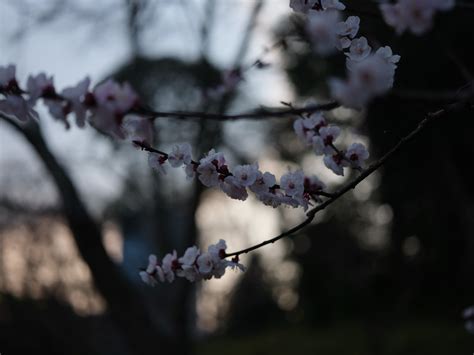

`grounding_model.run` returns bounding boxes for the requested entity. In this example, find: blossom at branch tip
[139,239,244,285]
[139,254,164,286]
[162,250,178,283]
